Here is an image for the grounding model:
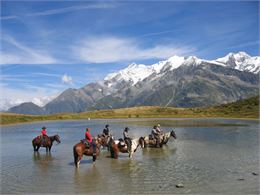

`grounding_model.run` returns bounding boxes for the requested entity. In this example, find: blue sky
[0,1,259,109]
